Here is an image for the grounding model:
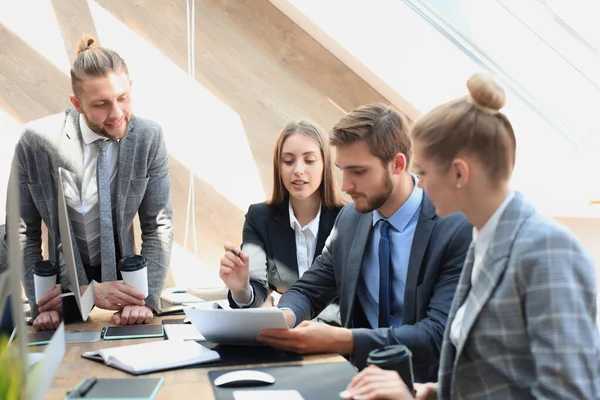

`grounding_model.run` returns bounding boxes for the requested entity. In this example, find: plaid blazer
[438,192,600,399]
[9,109,173,314]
